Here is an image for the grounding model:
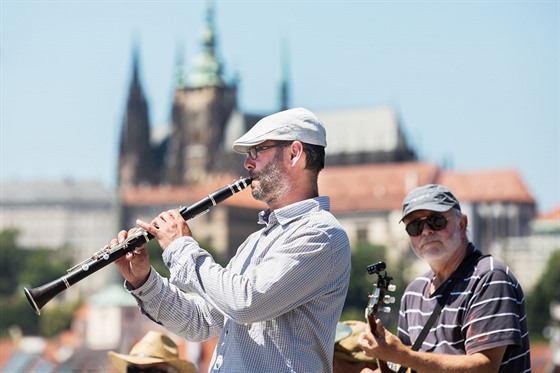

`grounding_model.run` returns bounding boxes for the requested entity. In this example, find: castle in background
[116,1,536,264]
[117,2,416,189]
[2,2,555,372]
[106,4,541,368]
[0,1,540,284]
